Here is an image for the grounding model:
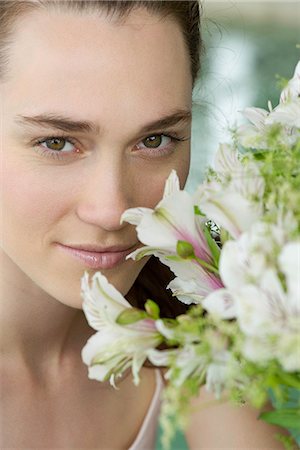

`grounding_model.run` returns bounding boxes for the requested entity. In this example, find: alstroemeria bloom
[121,170,223,304]
[280,60,300,103]
[204,223,300,371]
[238,60,300,148]
[267,59,300,128]
[195,144,265,239]
[236,263,300,372]
[148,344,207,387]
[81,272,162,385]
[266,100,300,129]
[237,106,271,149]
[203,221,290,318]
